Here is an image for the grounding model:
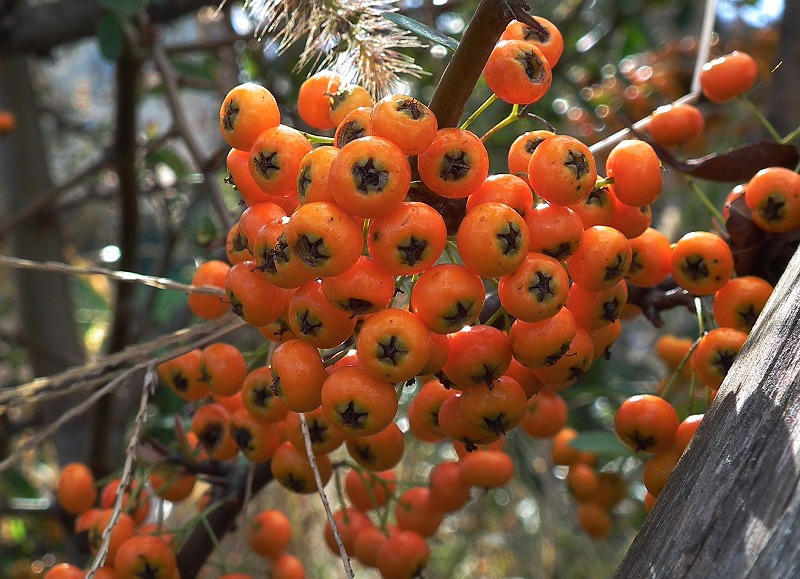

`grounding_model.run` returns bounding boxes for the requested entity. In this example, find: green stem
[460,93,498,131]
[686,177,726,226]
[594,176,615,188]
[483,305,506,327]
[324,348,352,368]
[300,131,335,145]
[659,336,702,402]
[781,124,800,145]
[738,95,782,142]
[481,104,521,142]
